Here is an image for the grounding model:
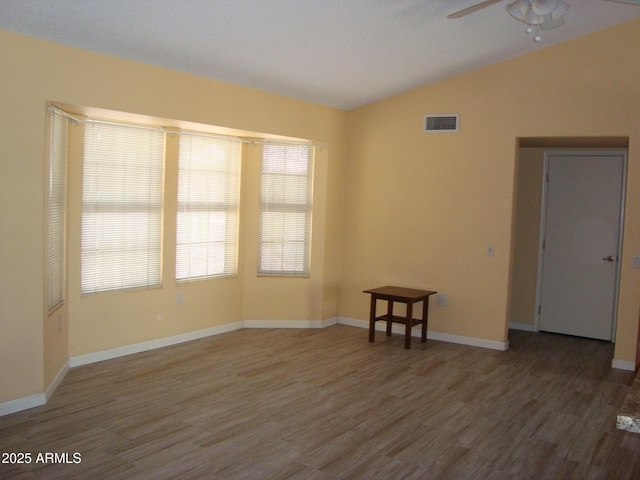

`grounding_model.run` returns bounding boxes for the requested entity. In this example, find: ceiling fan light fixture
[451,0,575,43]
[524,9,546,24]
[550,1,570,20]
[506,0,531,21]
[531,0,560,15]
[505,0,571,40]
[541,12,566,30]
